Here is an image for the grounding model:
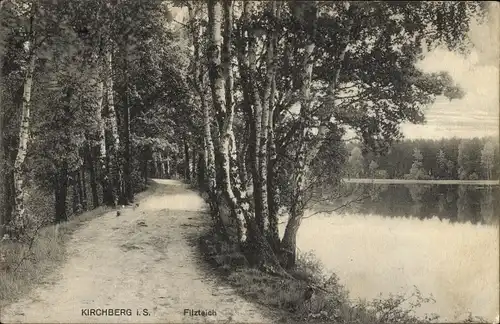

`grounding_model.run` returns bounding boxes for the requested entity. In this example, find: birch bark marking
[281,0,318,269]
[259,0,280,238]
[281,2,353,269]
[247,18,265,233]
[105,48,121,206]
[96,78,106,163]
[123,35,133,203]
[0,2,5,235]
[11,51,36,235]
[95,66,112,205]
[208,0,247,242]
[188,3,217,196]
[266,1,281,251]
